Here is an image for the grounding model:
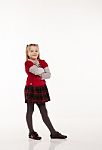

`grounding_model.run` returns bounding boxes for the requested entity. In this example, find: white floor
[0,117,102,150]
